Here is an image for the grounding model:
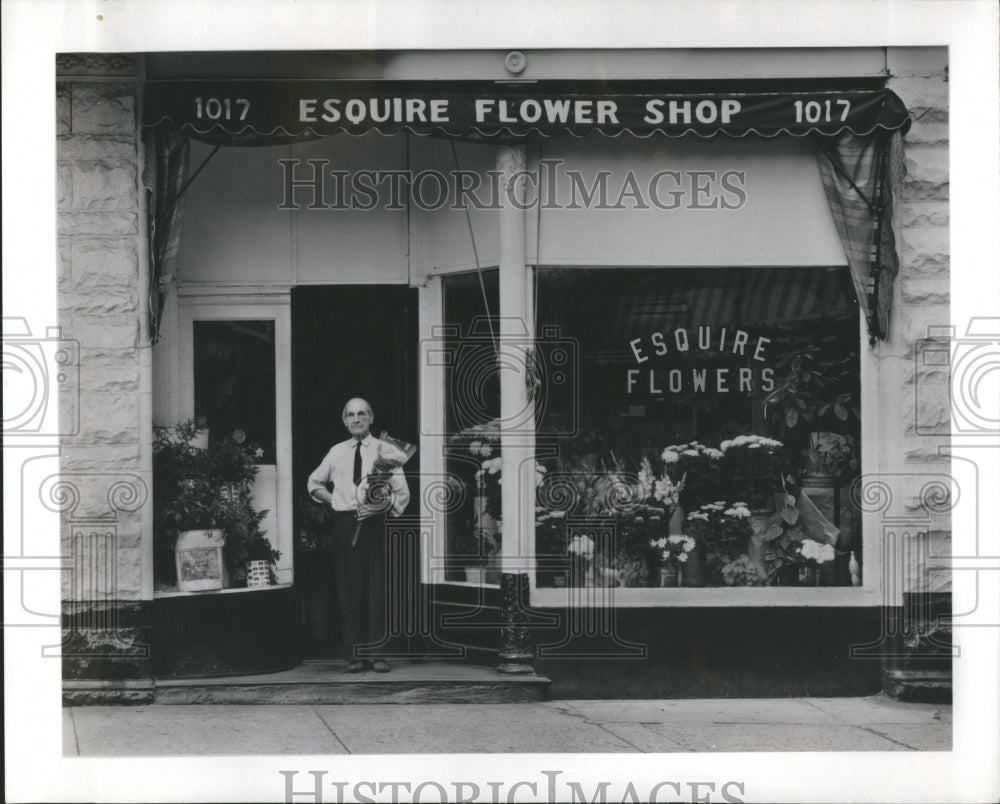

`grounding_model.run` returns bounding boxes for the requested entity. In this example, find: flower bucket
[659,565,682,587]
[175,529,225,592]
[246,559,272,588]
